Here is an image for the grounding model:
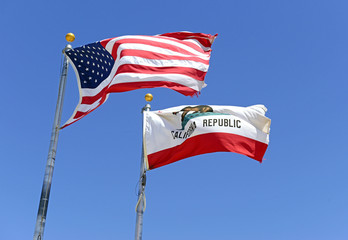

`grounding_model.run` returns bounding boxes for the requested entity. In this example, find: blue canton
[65,42,115,89]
